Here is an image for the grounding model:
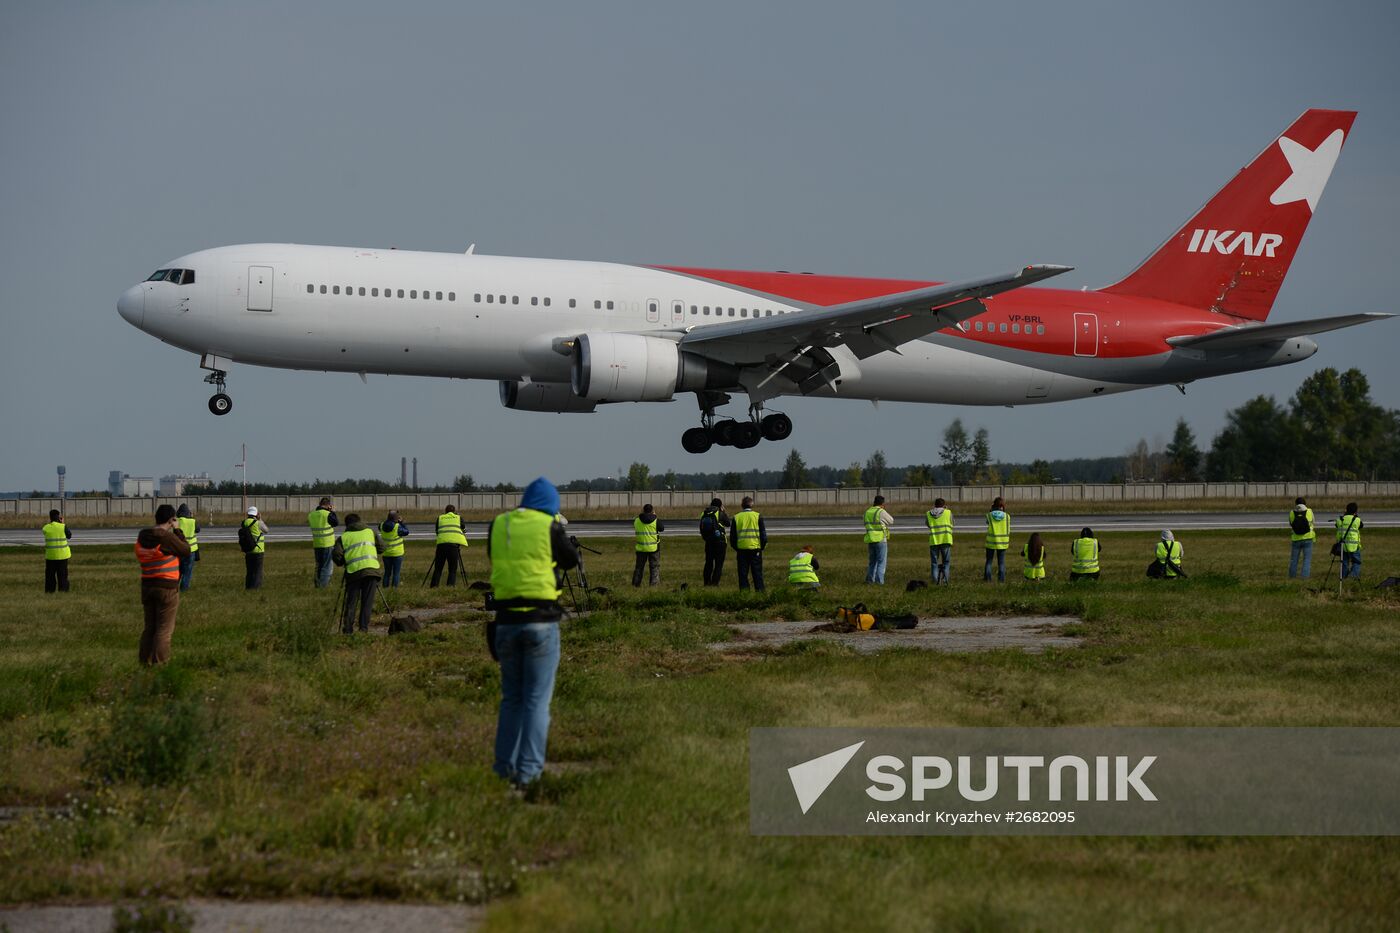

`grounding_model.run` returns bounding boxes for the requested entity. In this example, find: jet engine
[499,380,599,413]
[570,333,739,402]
